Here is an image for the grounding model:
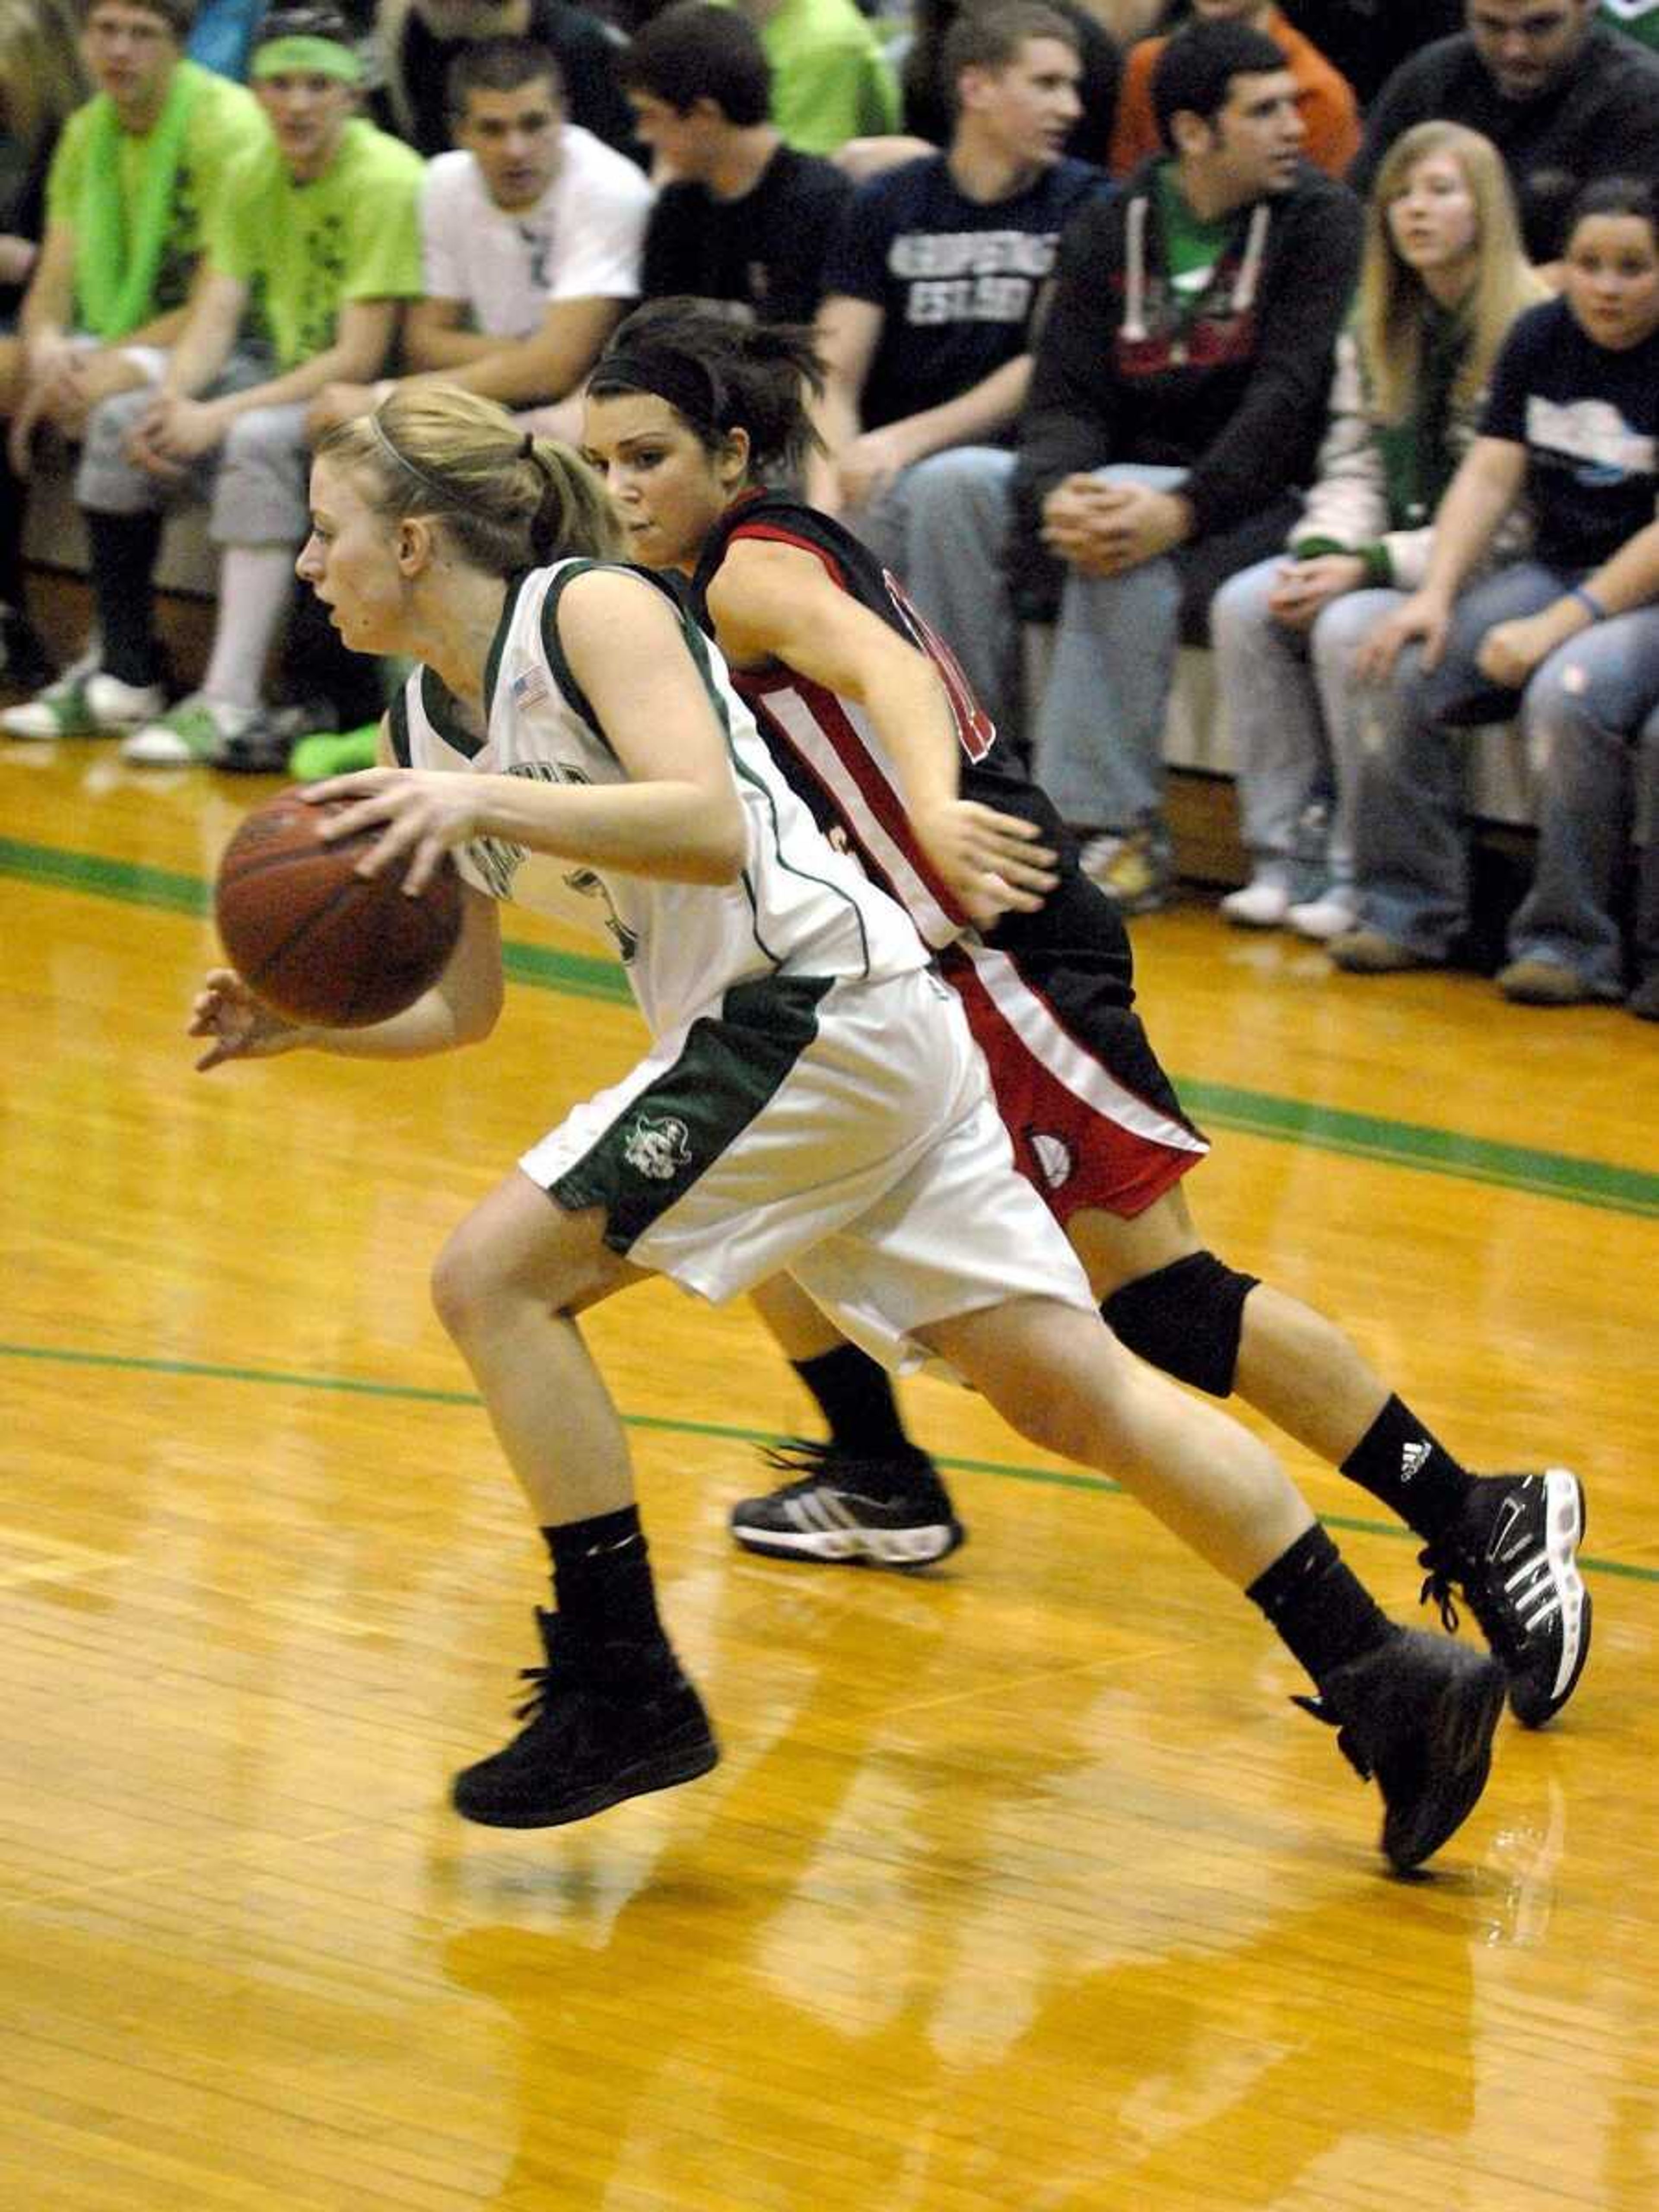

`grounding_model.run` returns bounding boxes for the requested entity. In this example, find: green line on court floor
[3,1341,1653,1585]
[5,833,1656,1217]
